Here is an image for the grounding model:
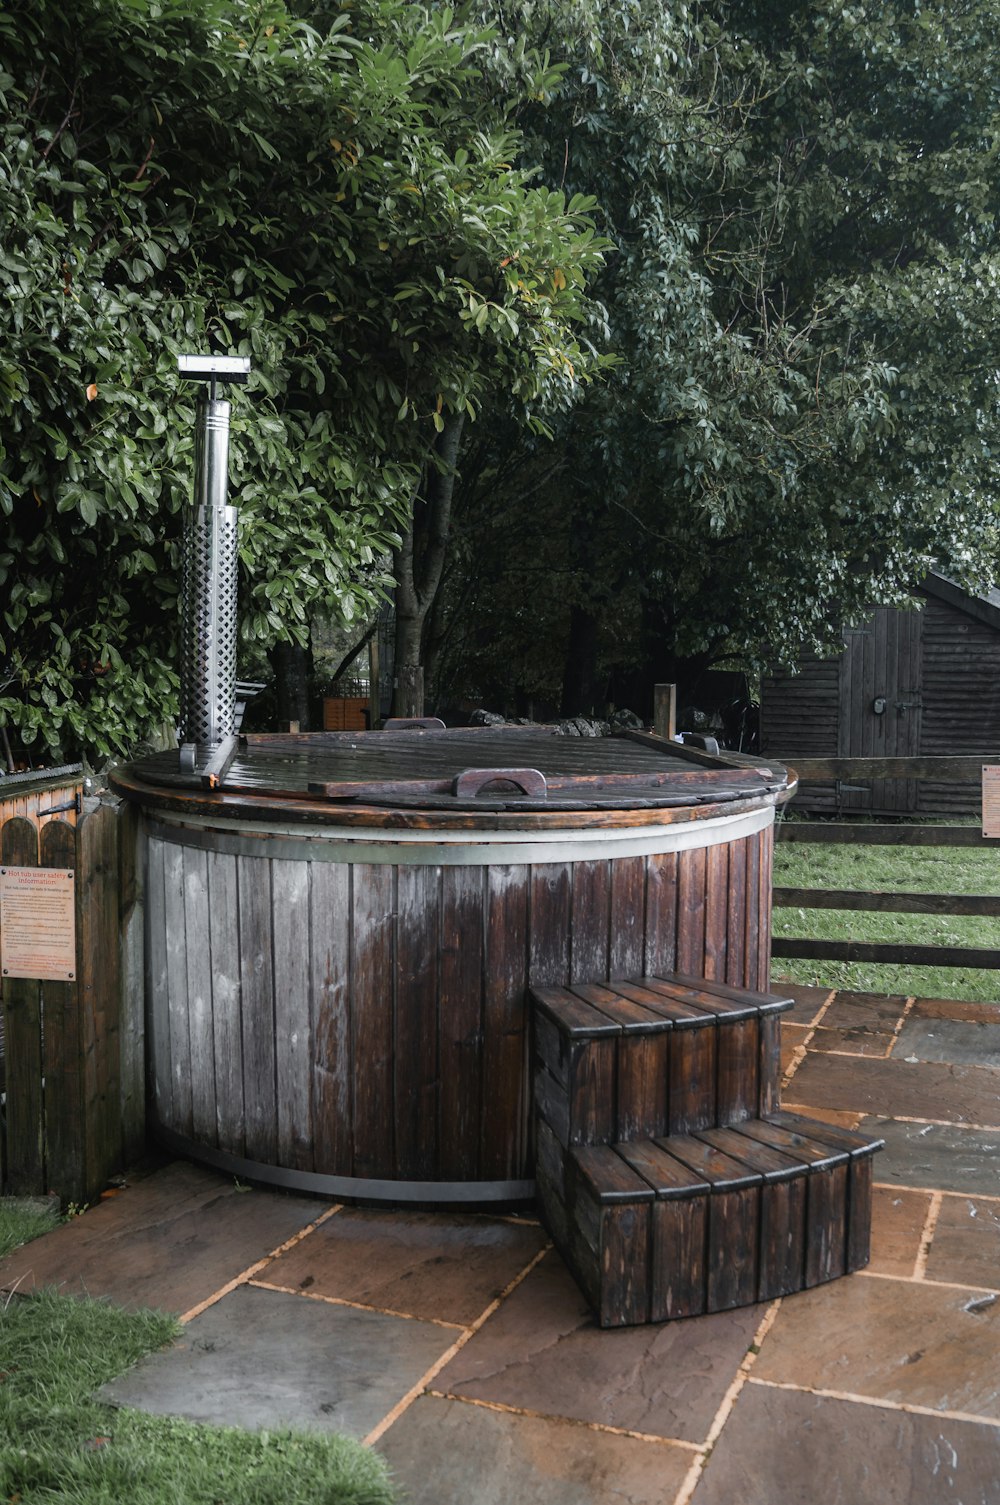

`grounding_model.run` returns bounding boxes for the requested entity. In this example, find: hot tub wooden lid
[123,725,789,814]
